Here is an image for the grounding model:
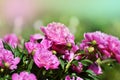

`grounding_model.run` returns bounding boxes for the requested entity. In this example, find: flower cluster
[0,22,120,80]
[80,31,120,60]
[0,35,20,70]
[12,71,37,80]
